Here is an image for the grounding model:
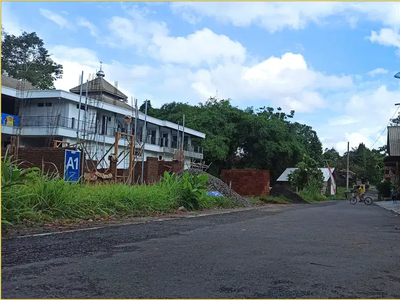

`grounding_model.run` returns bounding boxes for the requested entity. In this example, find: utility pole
[181,114,185,170]
[346,142,350,193]
[76,71,84,140]
[141,100,148,184]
